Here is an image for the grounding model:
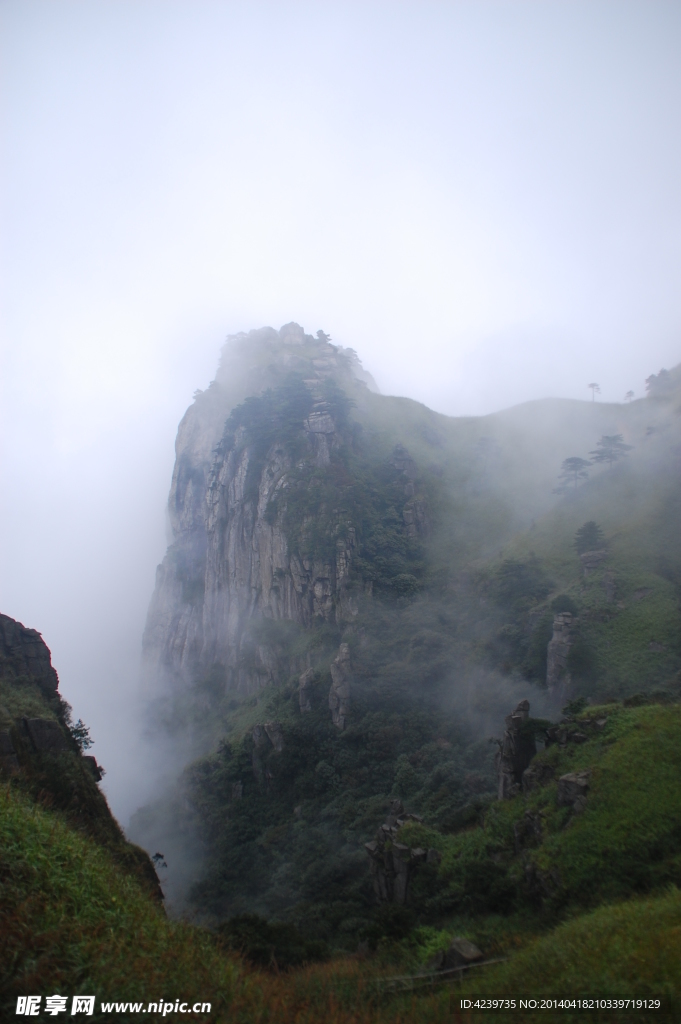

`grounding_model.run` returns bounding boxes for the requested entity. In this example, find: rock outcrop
[0,613,59,693]
[364,799,434,905]
[21,717,69,753]
[426,937,484,972]
[329,644,352,729]
[557,770,591,812]
[546,613,577,697]
[496,700,536,799]
[251,721,284,783]
[580,550,607,574]
[298,667,314,713]
[142,325,376,699]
